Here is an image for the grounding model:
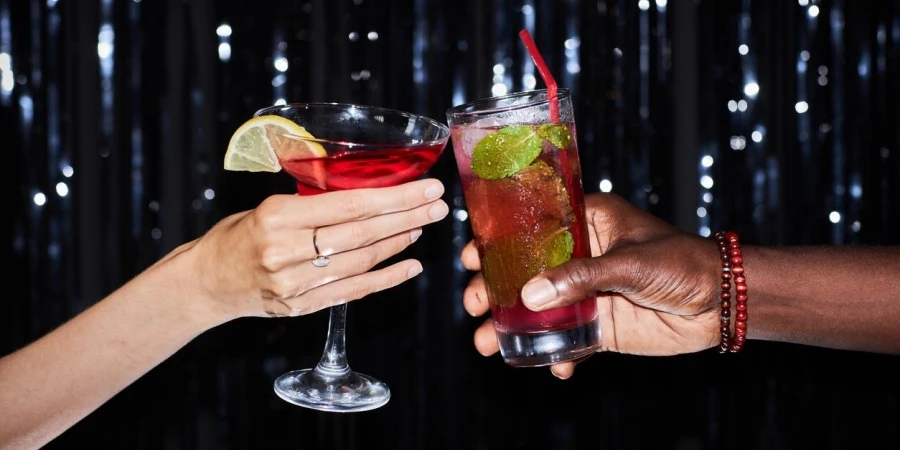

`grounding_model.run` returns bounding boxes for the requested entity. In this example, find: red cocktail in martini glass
[239,103,449,412]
